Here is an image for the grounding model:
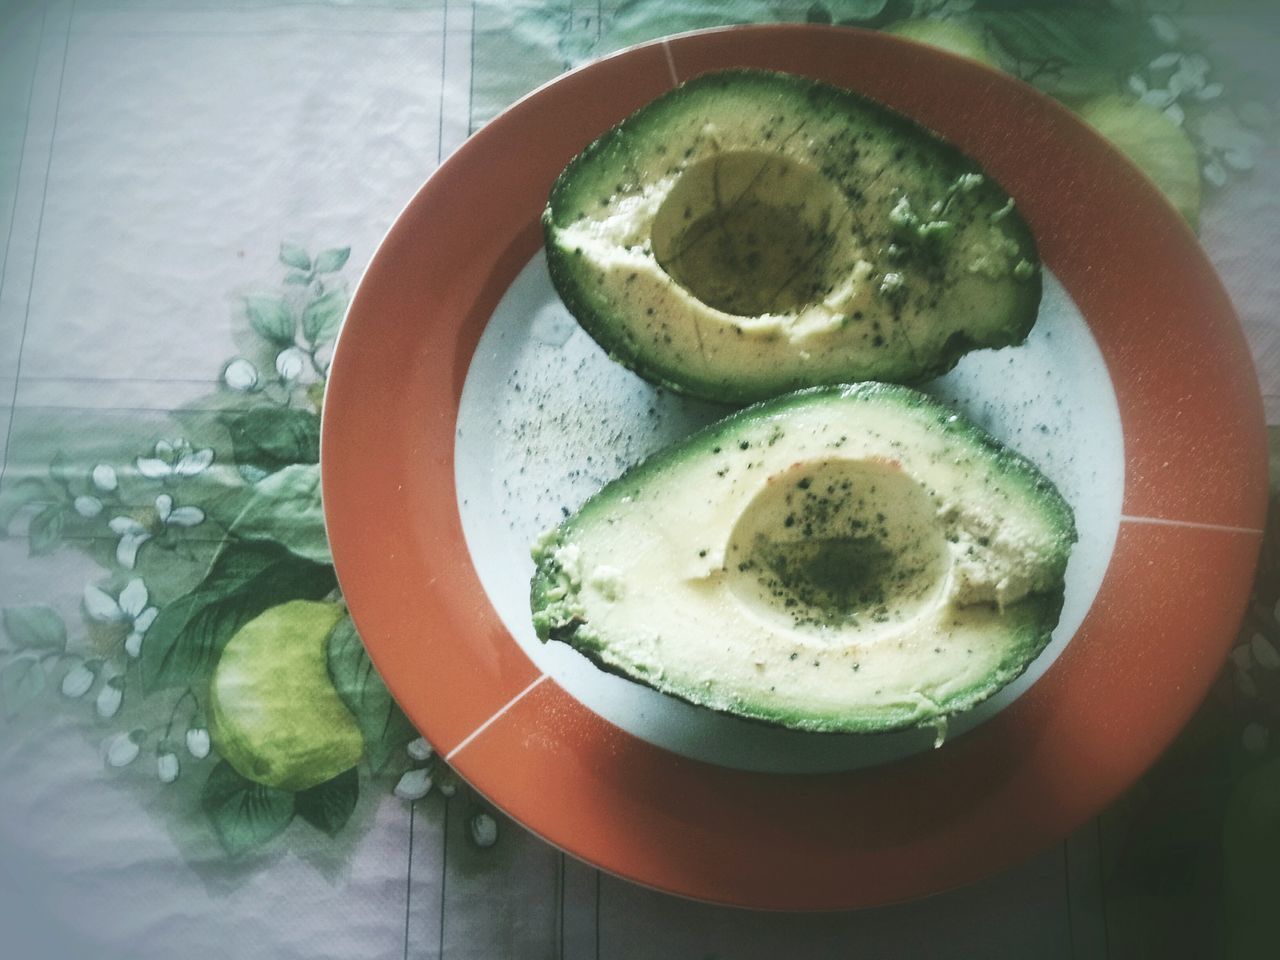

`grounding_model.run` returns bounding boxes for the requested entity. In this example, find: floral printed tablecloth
[0,1,1277,958]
